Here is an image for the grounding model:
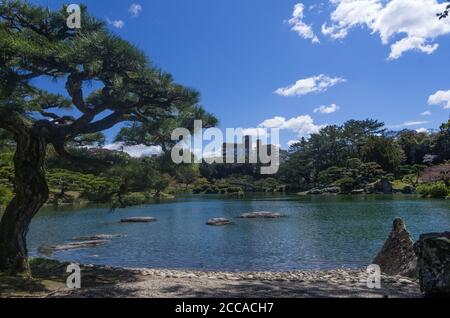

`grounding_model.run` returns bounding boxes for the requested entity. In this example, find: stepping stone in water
[239,211,285,219]
[38,240,110,255]
[120,217,157,223]
[72,234,126,241]
[207,218,232,226]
